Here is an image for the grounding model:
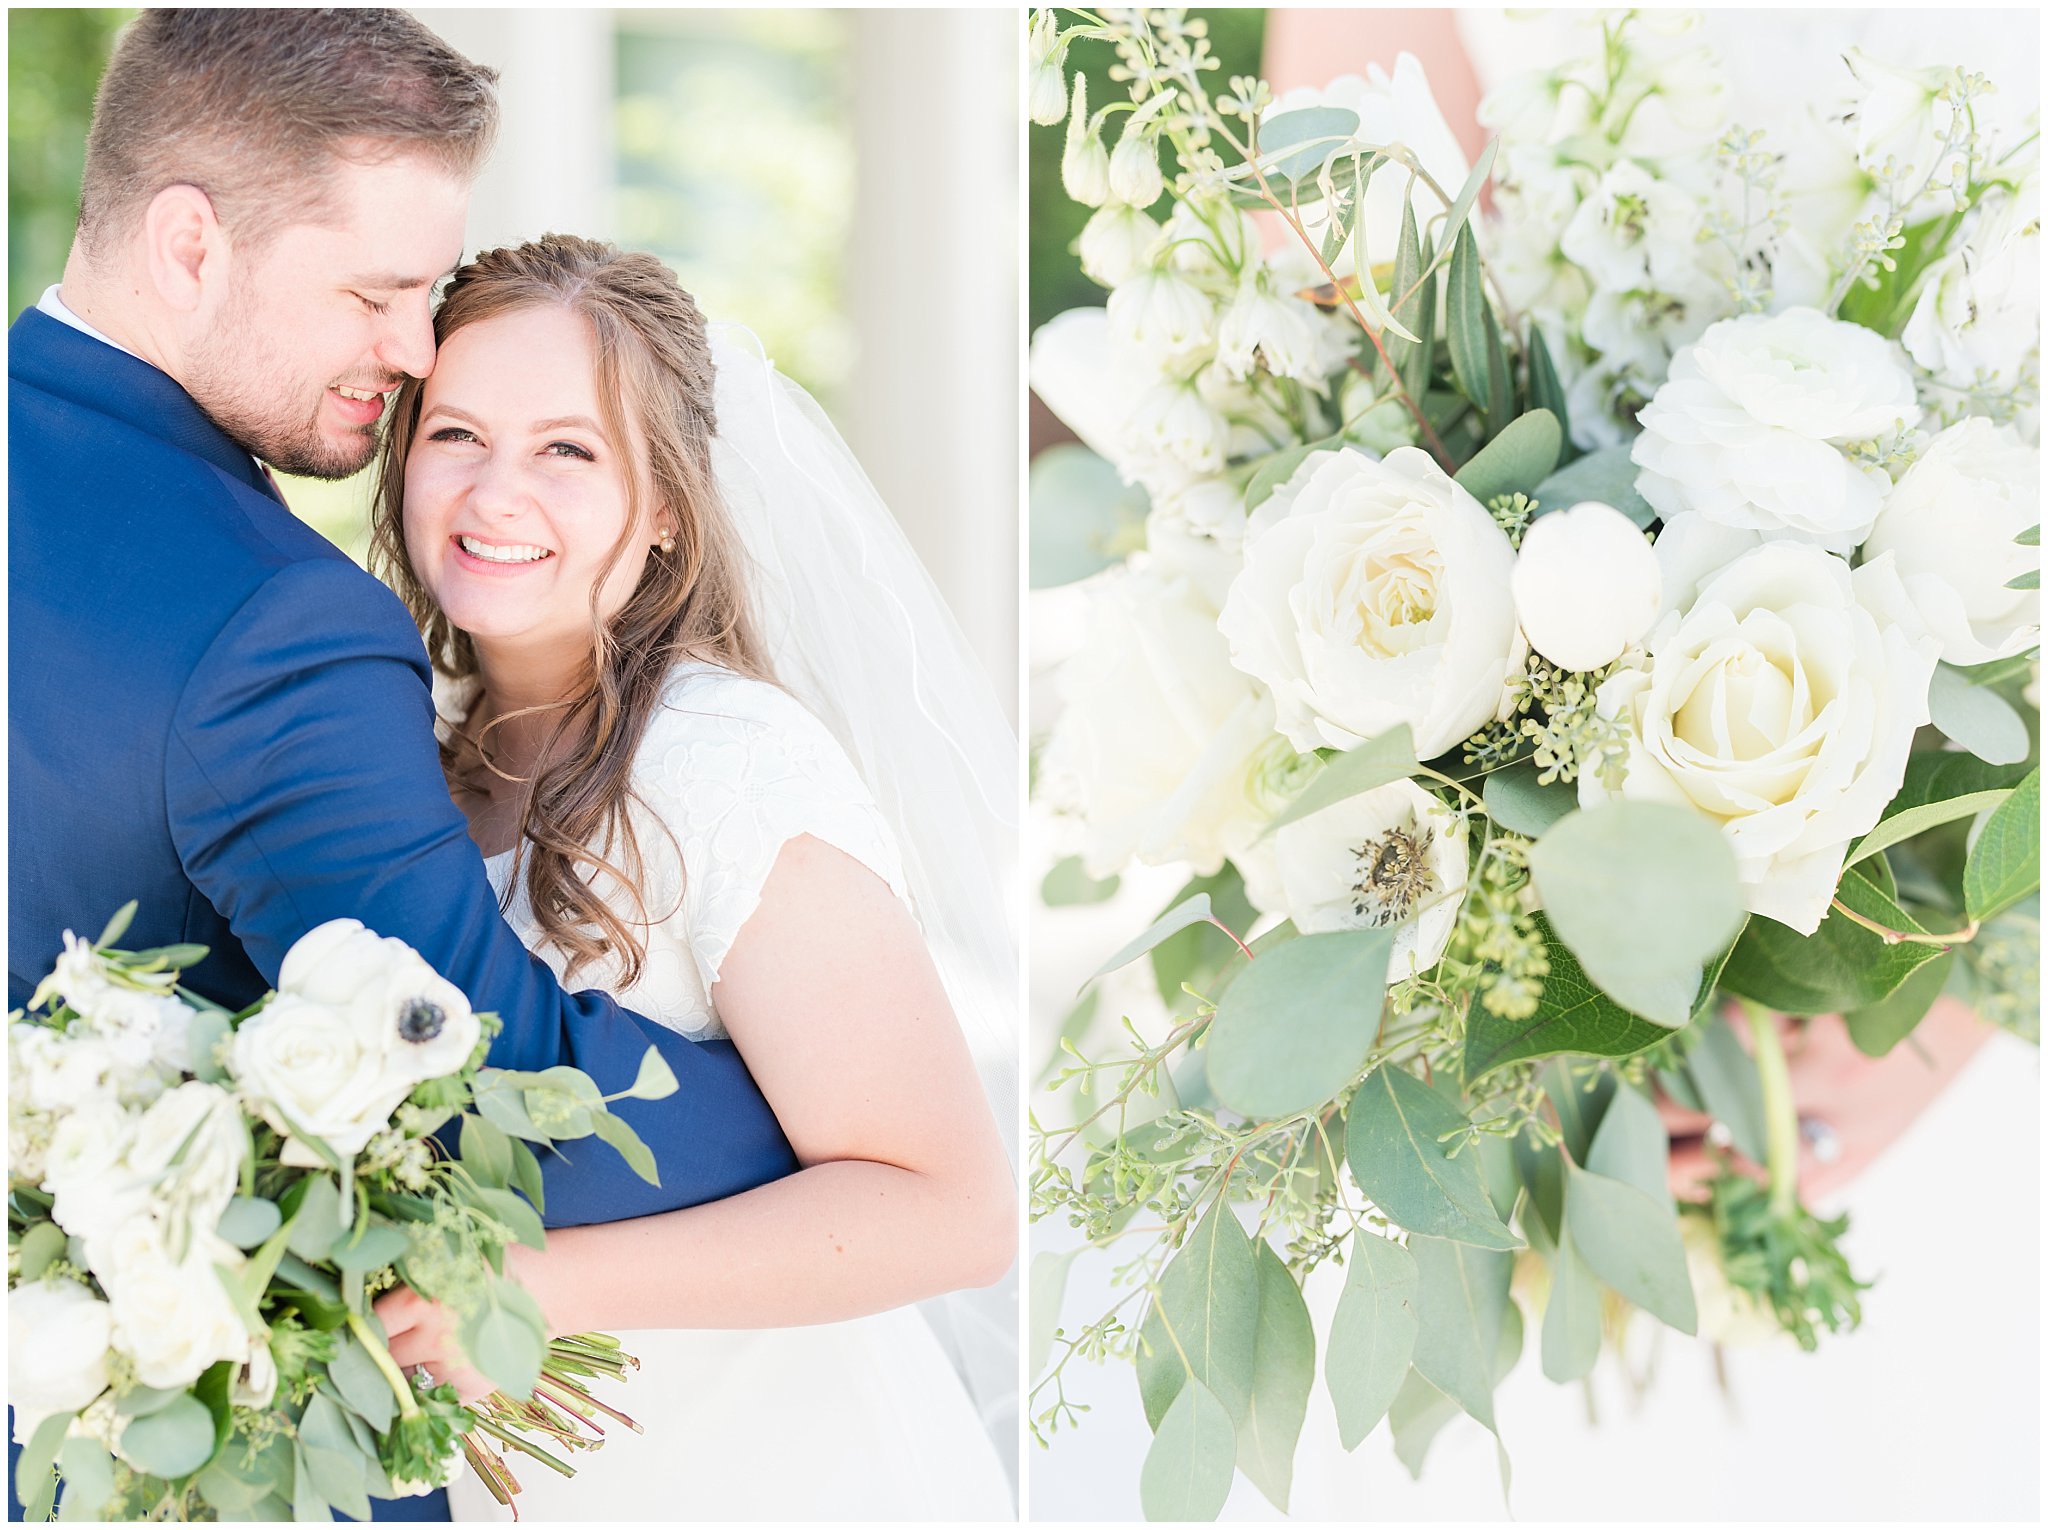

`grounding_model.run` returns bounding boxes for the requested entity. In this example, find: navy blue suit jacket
[7,308,799,1520]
